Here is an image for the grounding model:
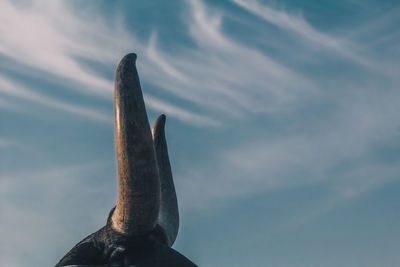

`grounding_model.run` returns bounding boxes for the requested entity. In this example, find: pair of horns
[111,53,179,247]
